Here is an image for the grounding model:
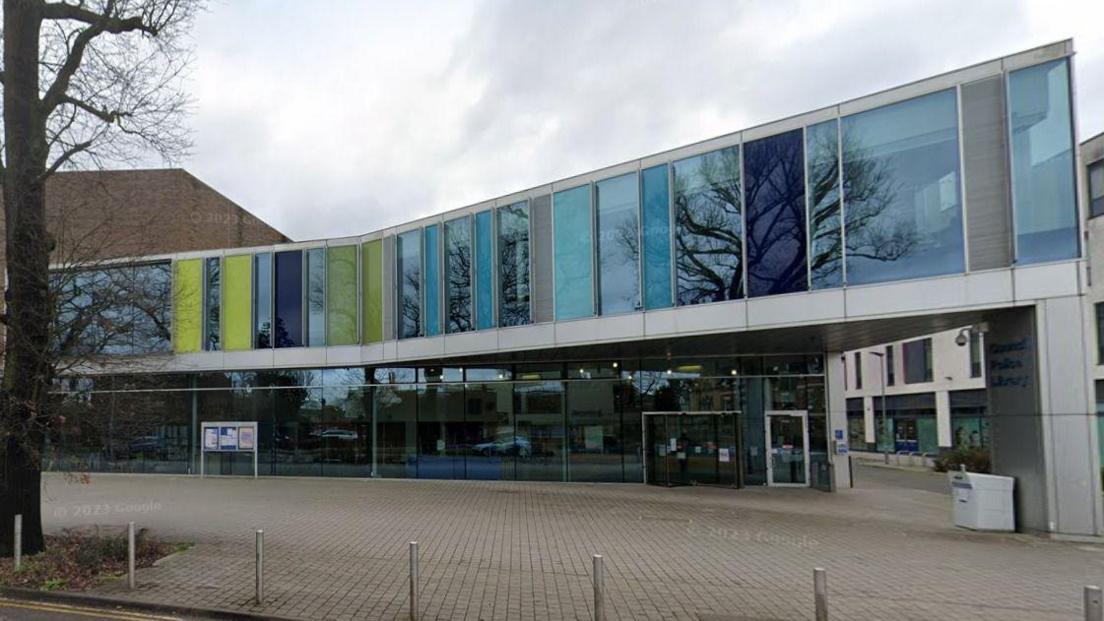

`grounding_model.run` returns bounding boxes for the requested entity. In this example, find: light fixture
[612,362,619,369]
